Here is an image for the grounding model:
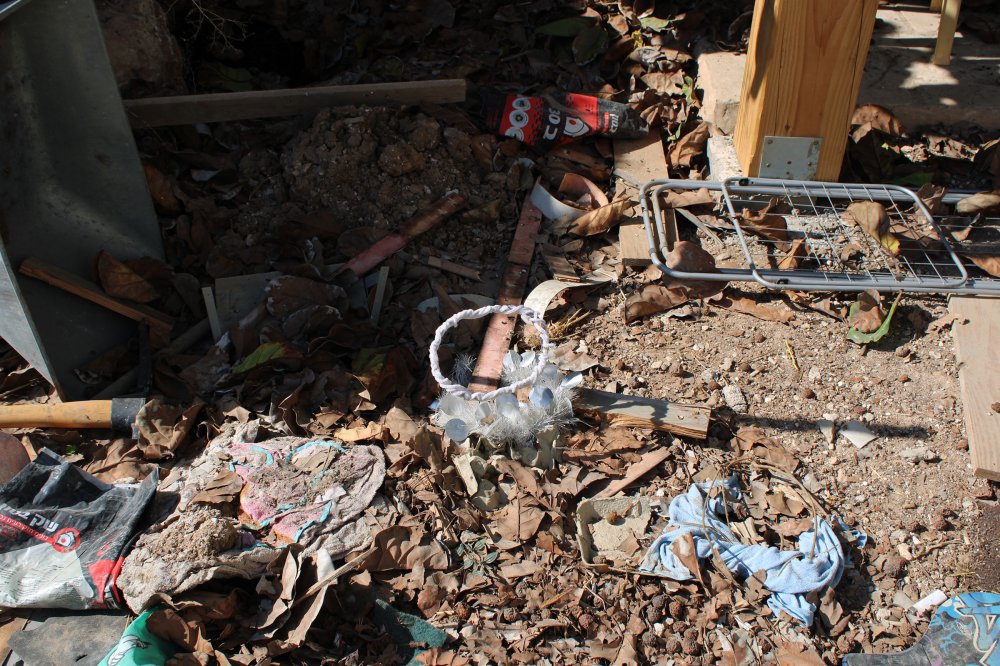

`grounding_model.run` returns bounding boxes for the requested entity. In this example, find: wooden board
[467,198,543,393]
[574,388,711,440]
[613,130,668,187]
[618,220,651,267]
[124,79,467,128]
[614,130,668,267]
[0,616,30,665]
[733,0,879,180]
[19,257,174,342]
[950,296,1000,481]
